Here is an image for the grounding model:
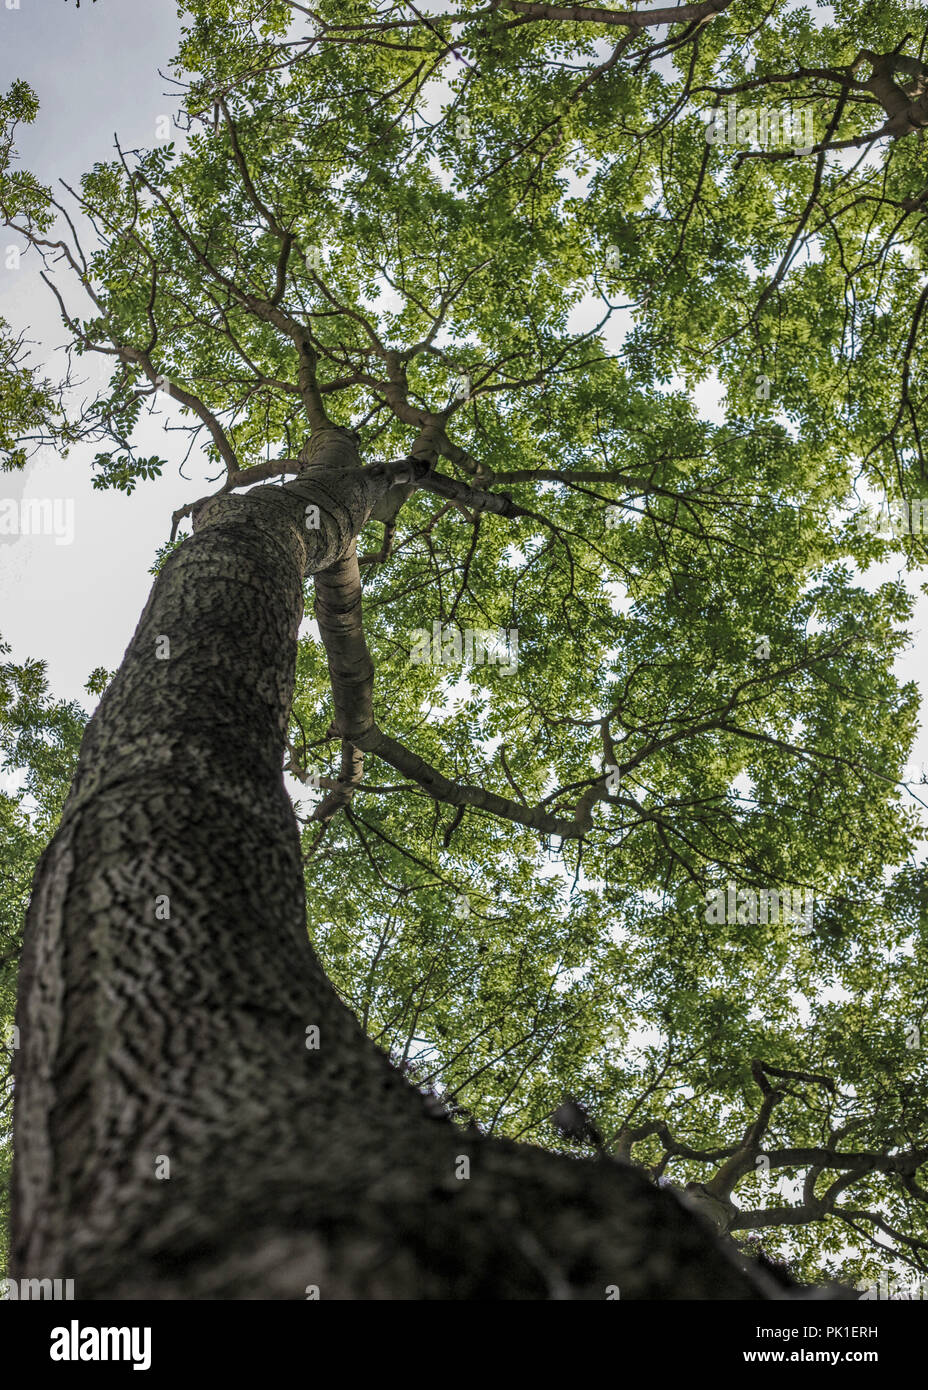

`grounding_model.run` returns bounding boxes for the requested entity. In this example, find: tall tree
[1,0,926,1296]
